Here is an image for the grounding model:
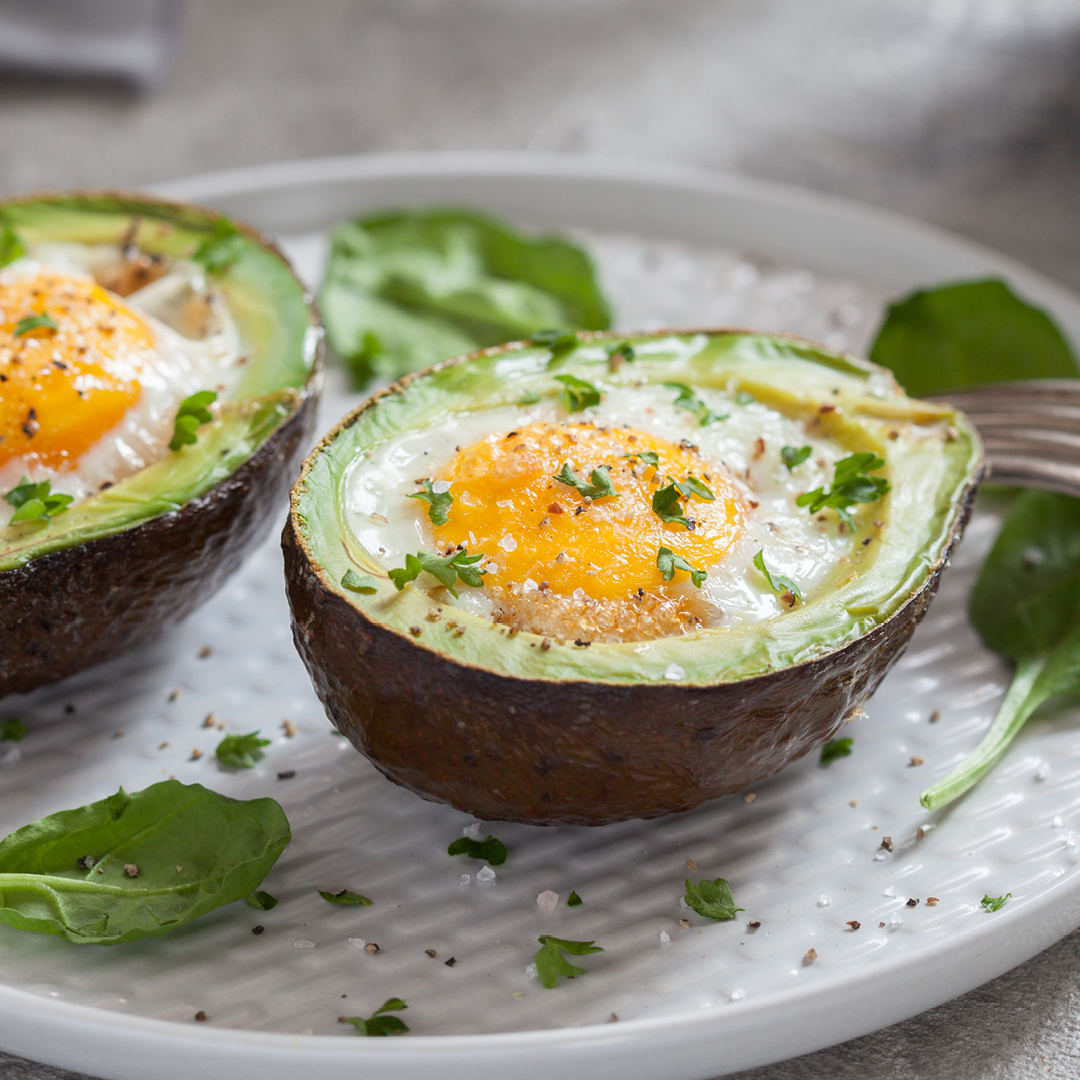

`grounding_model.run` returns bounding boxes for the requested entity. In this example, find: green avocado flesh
[293,331,982,686]
[0,194,319,567]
